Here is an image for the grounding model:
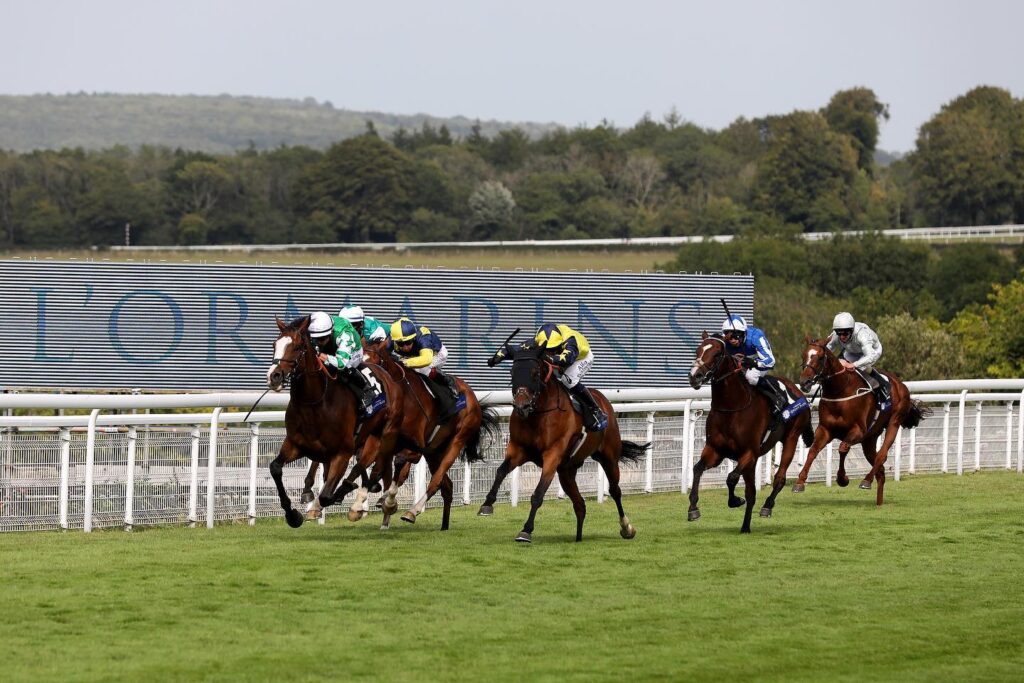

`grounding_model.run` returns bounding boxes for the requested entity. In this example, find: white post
[124,426,137,530]
[941,403,951,473]
[681,400,692,493]
[1018,389,1024,474]
[825,442,833,487]
[1006,402,1014,470]
[206,408,222,529]
[83,409,100,533]
[463,460,472,505]
[414,458,427,504]
[248,423,259,526]
[644,411,655,493]
[510,466,520,507]
[58,427,70,530]
[974,401,983,472]
[909,423,917,474]
[597,464,606,503]
[956,391,967,476]
[894,427,902,482]
[188,425,201,526]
